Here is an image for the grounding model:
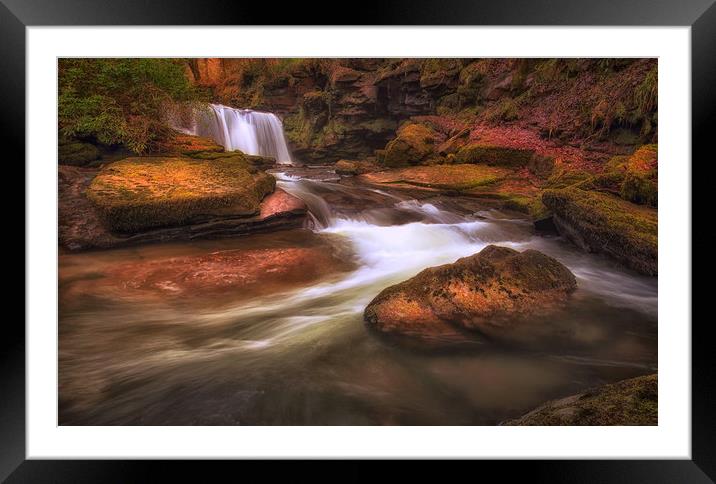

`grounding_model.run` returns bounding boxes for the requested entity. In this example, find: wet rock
[502,374,657,425]
[68,233,355,305]
[542,187,657,275]
[364,245,577,344]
